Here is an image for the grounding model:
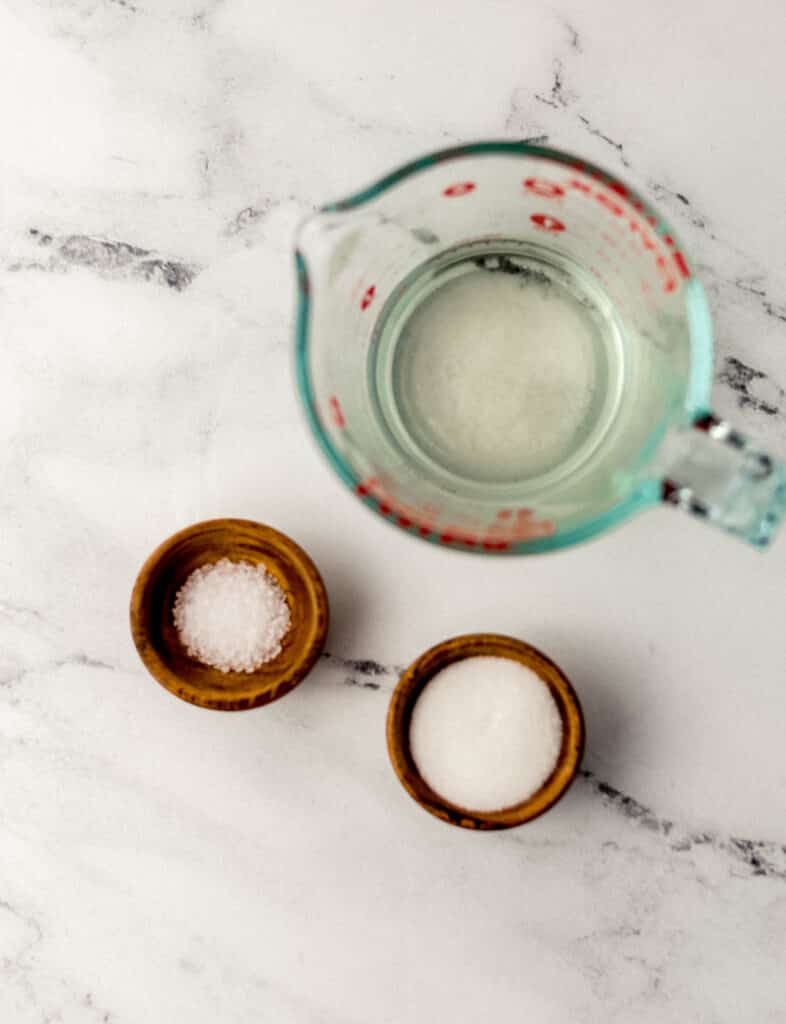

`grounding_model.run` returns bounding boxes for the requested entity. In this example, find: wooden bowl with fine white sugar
[386,634,584,830]
[130,519,329,710]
